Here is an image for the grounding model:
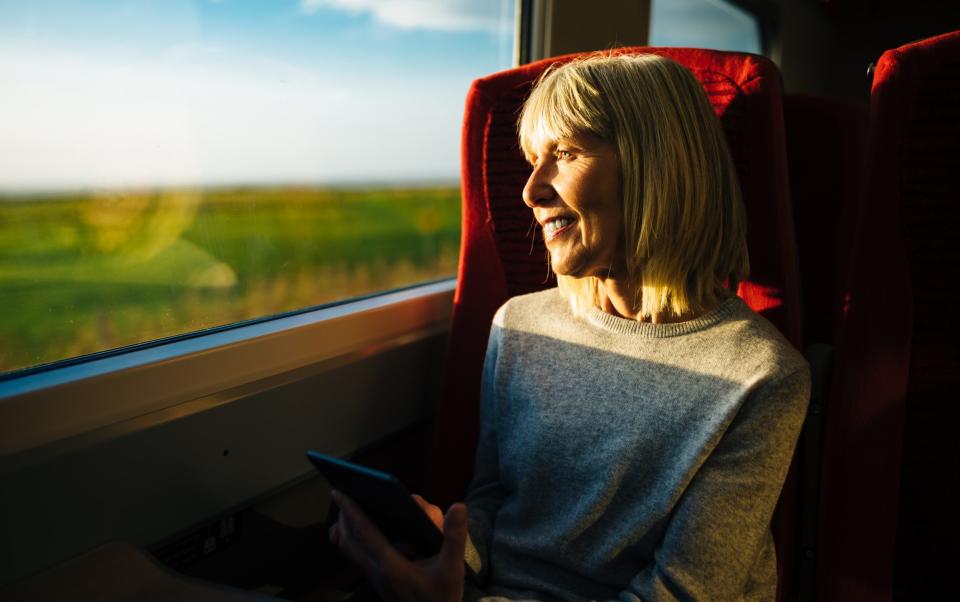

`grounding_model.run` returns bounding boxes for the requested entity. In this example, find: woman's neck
[597,278,643,320]
[596,278,712,324]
